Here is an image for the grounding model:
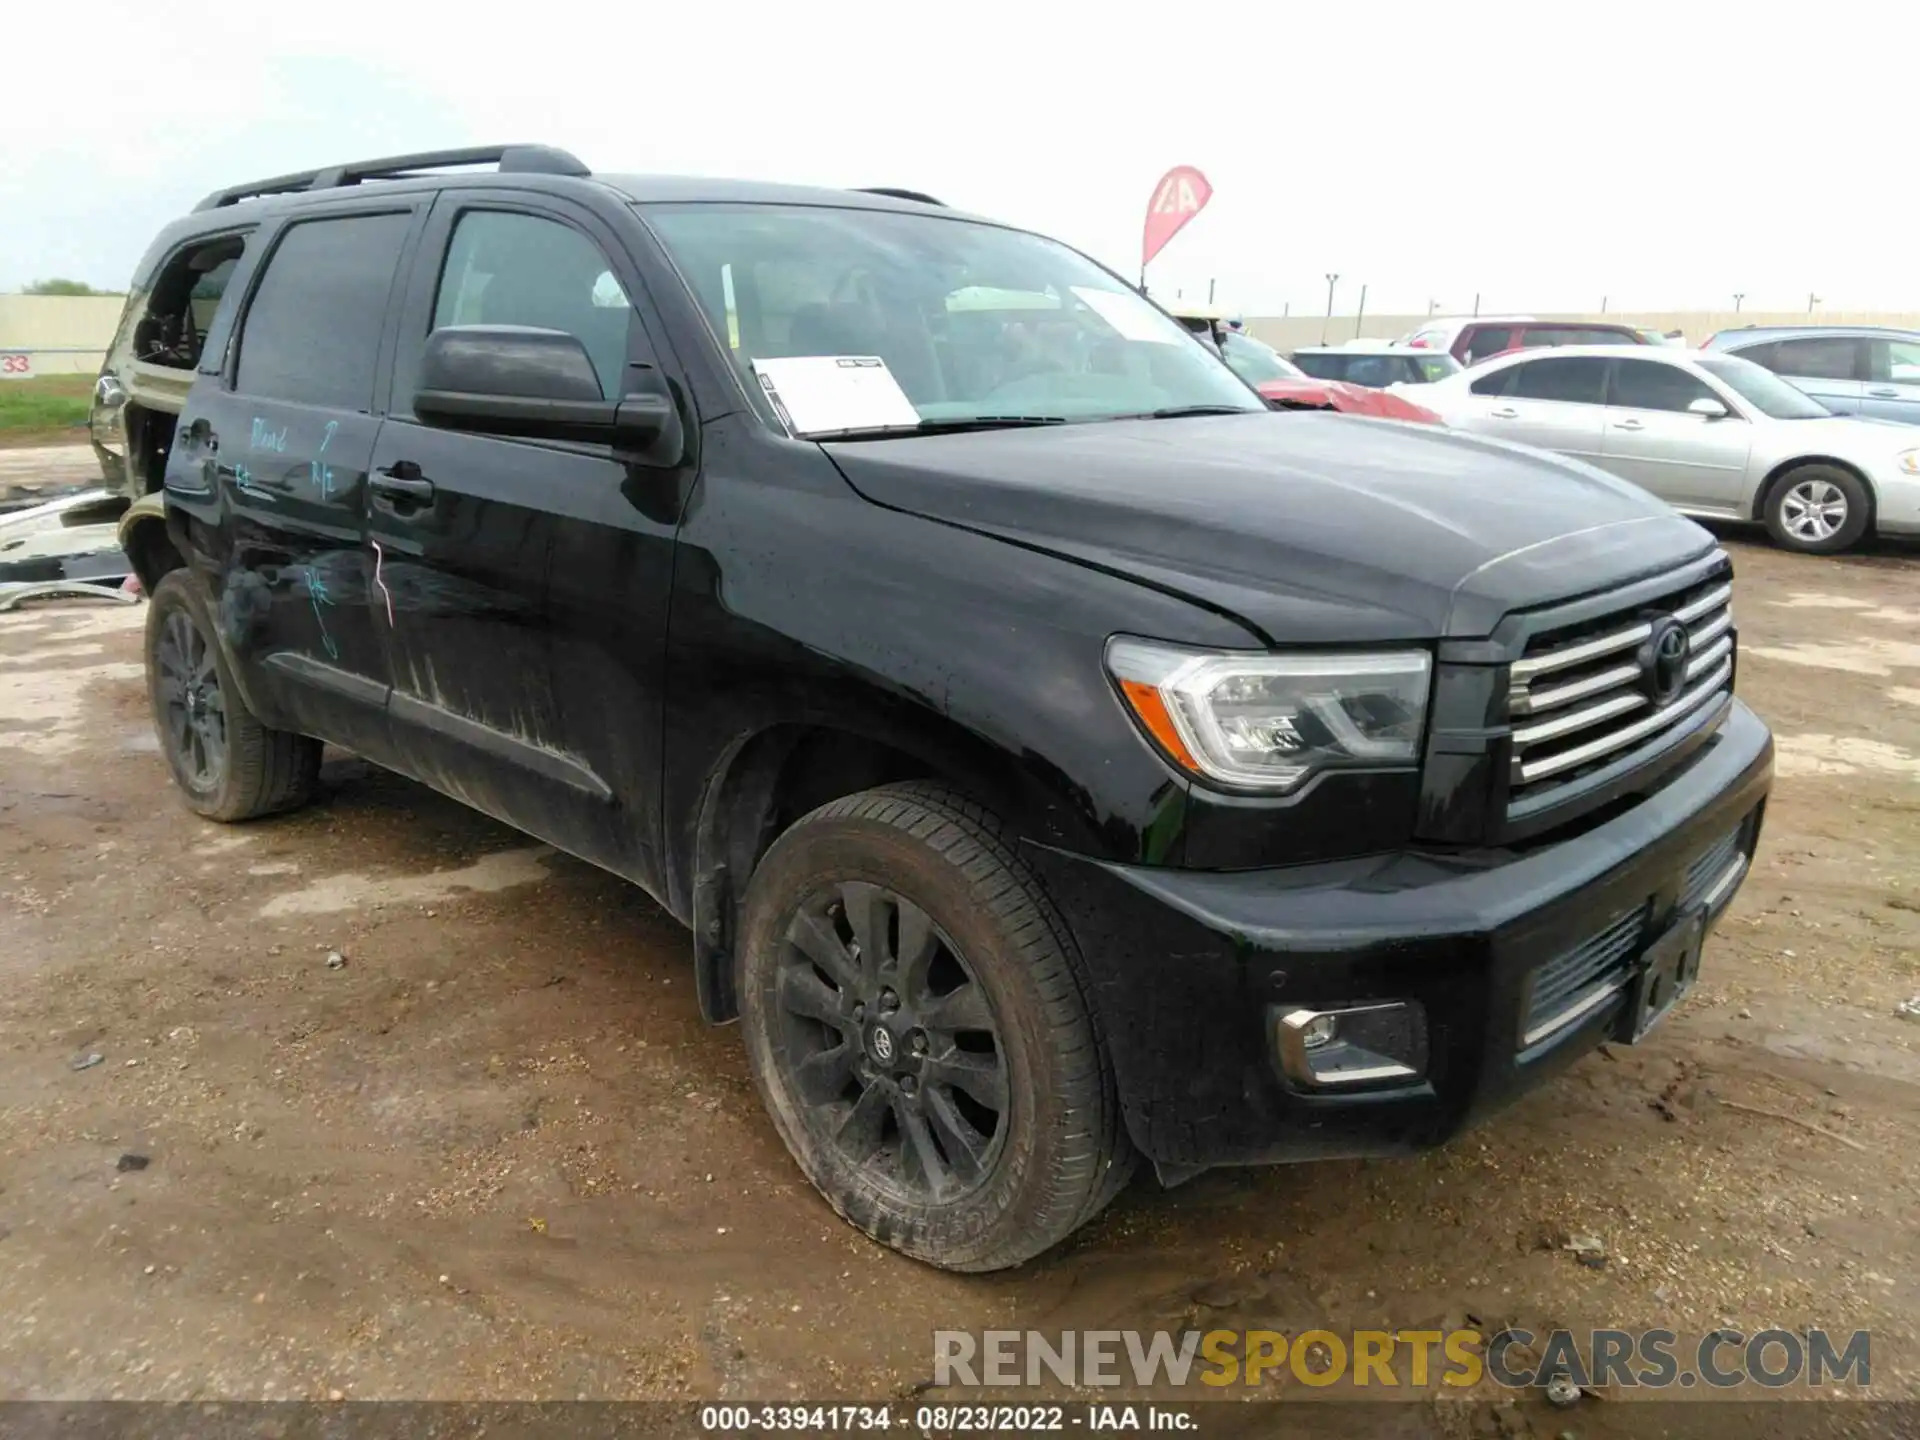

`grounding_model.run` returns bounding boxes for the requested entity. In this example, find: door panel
[1598,411,1752,509]
[1476,355,1609,464]
[372,193,683,897]
[1598,358,1753,510]
[167,208,419,757]
[364,420,575,821]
